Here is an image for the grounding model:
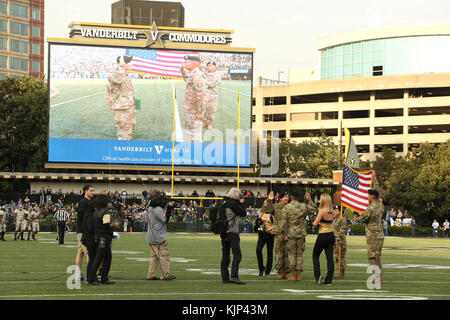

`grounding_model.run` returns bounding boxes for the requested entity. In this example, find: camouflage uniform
[332,214,347,275]
[181,67,208,142]
[204,71,221,127]
[281,200,317,279]
[359,199,384,275]
[106,68,136,140]
[260,199,289,277]
[0,207,6,240]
